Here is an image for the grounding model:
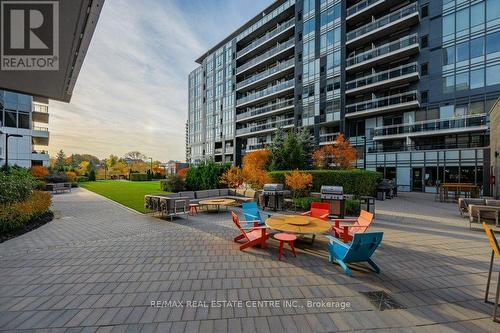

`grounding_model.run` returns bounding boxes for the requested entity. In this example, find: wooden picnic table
[438,183,480,202]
